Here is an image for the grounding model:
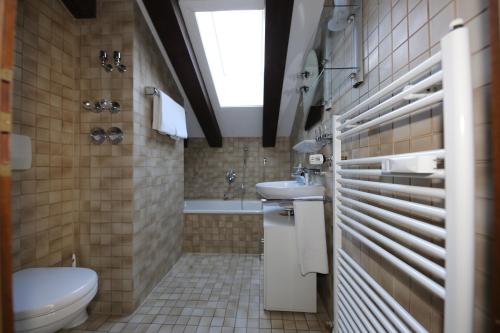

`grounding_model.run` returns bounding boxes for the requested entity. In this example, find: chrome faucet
[113,51,127,72]
[224,183,245,200]
[225,169,237,184]
[224,169,240,200]
[292,163,321,185]
[99,50,113,72]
